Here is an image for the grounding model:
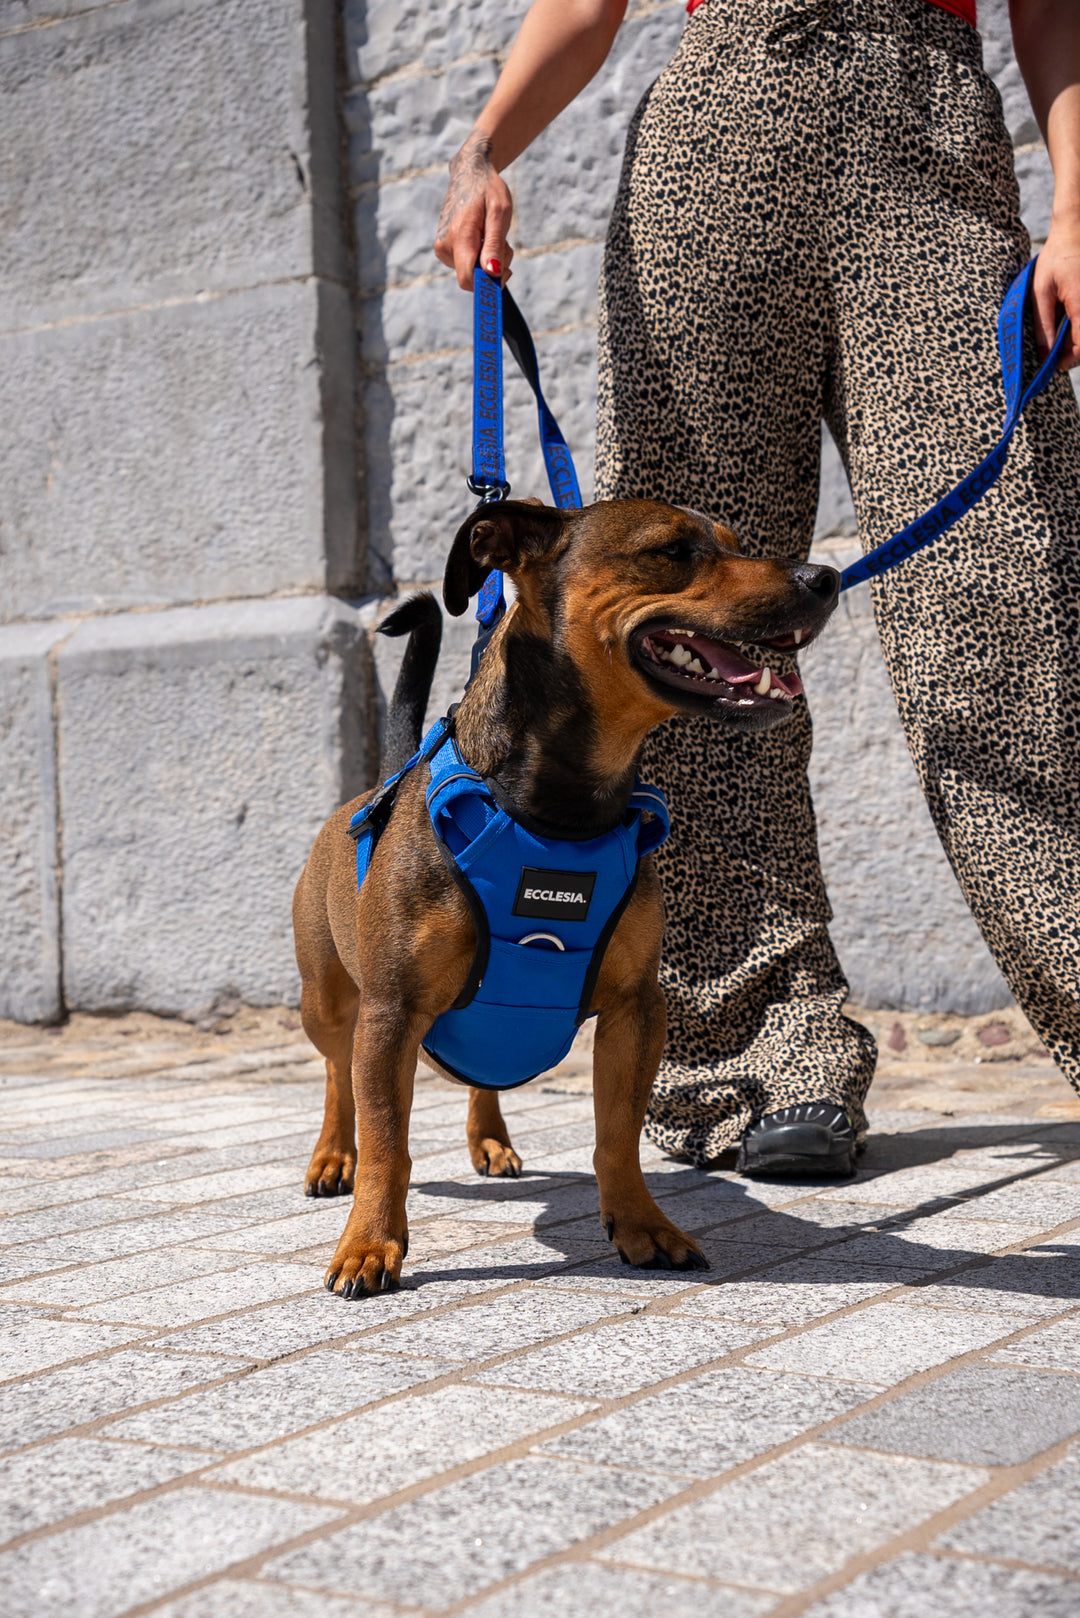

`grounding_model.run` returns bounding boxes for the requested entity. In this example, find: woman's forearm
[476,0,628,170]
[1011,0,1080,364]
[435,0,627,287]
[1011,0,1080,218]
